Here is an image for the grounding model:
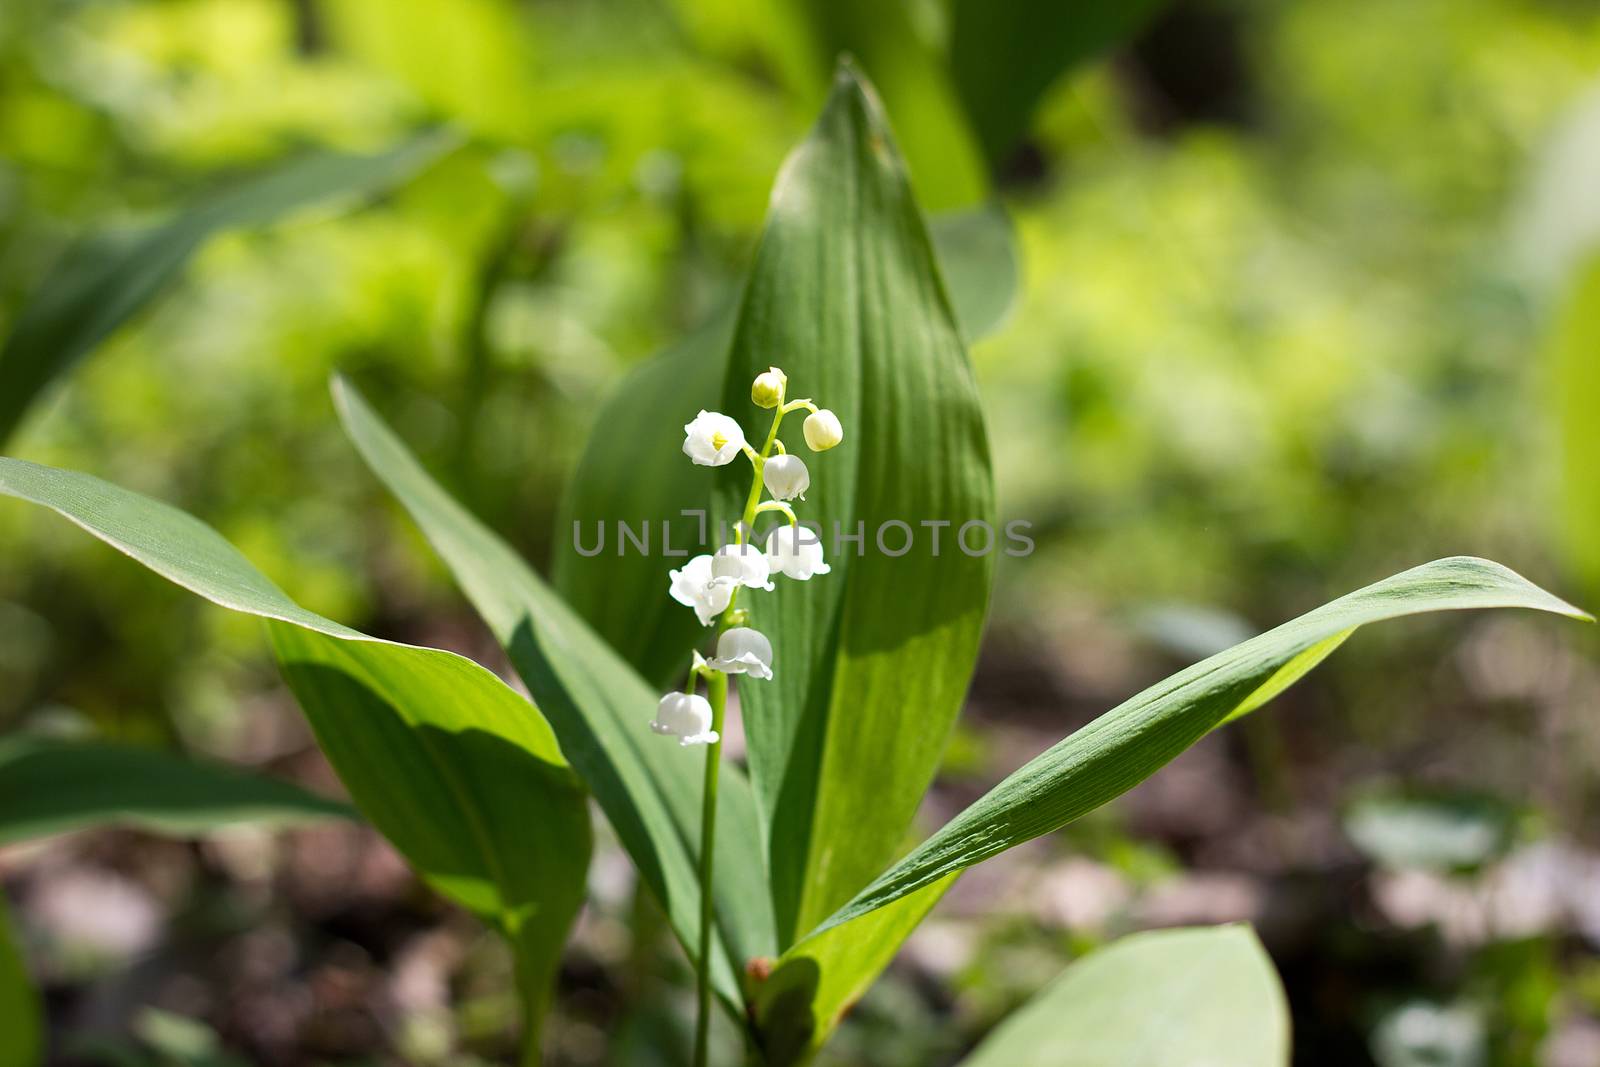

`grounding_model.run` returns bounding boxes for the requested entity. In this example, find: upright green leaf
[0,457,589,1049]
[713,65,996,947]
[0,131,457,445]
[0,737,353,846]
[948,0,1171,165]
[960,925,1290,1067]
[0,895,41,1067]
[331,377,777,1010]
[814,557,1587,935]
[552,203,1014,694]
